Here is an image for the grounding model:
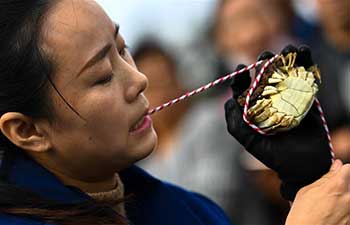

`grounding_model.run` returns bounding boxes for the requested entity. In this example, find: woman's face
[39,0,157,180]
